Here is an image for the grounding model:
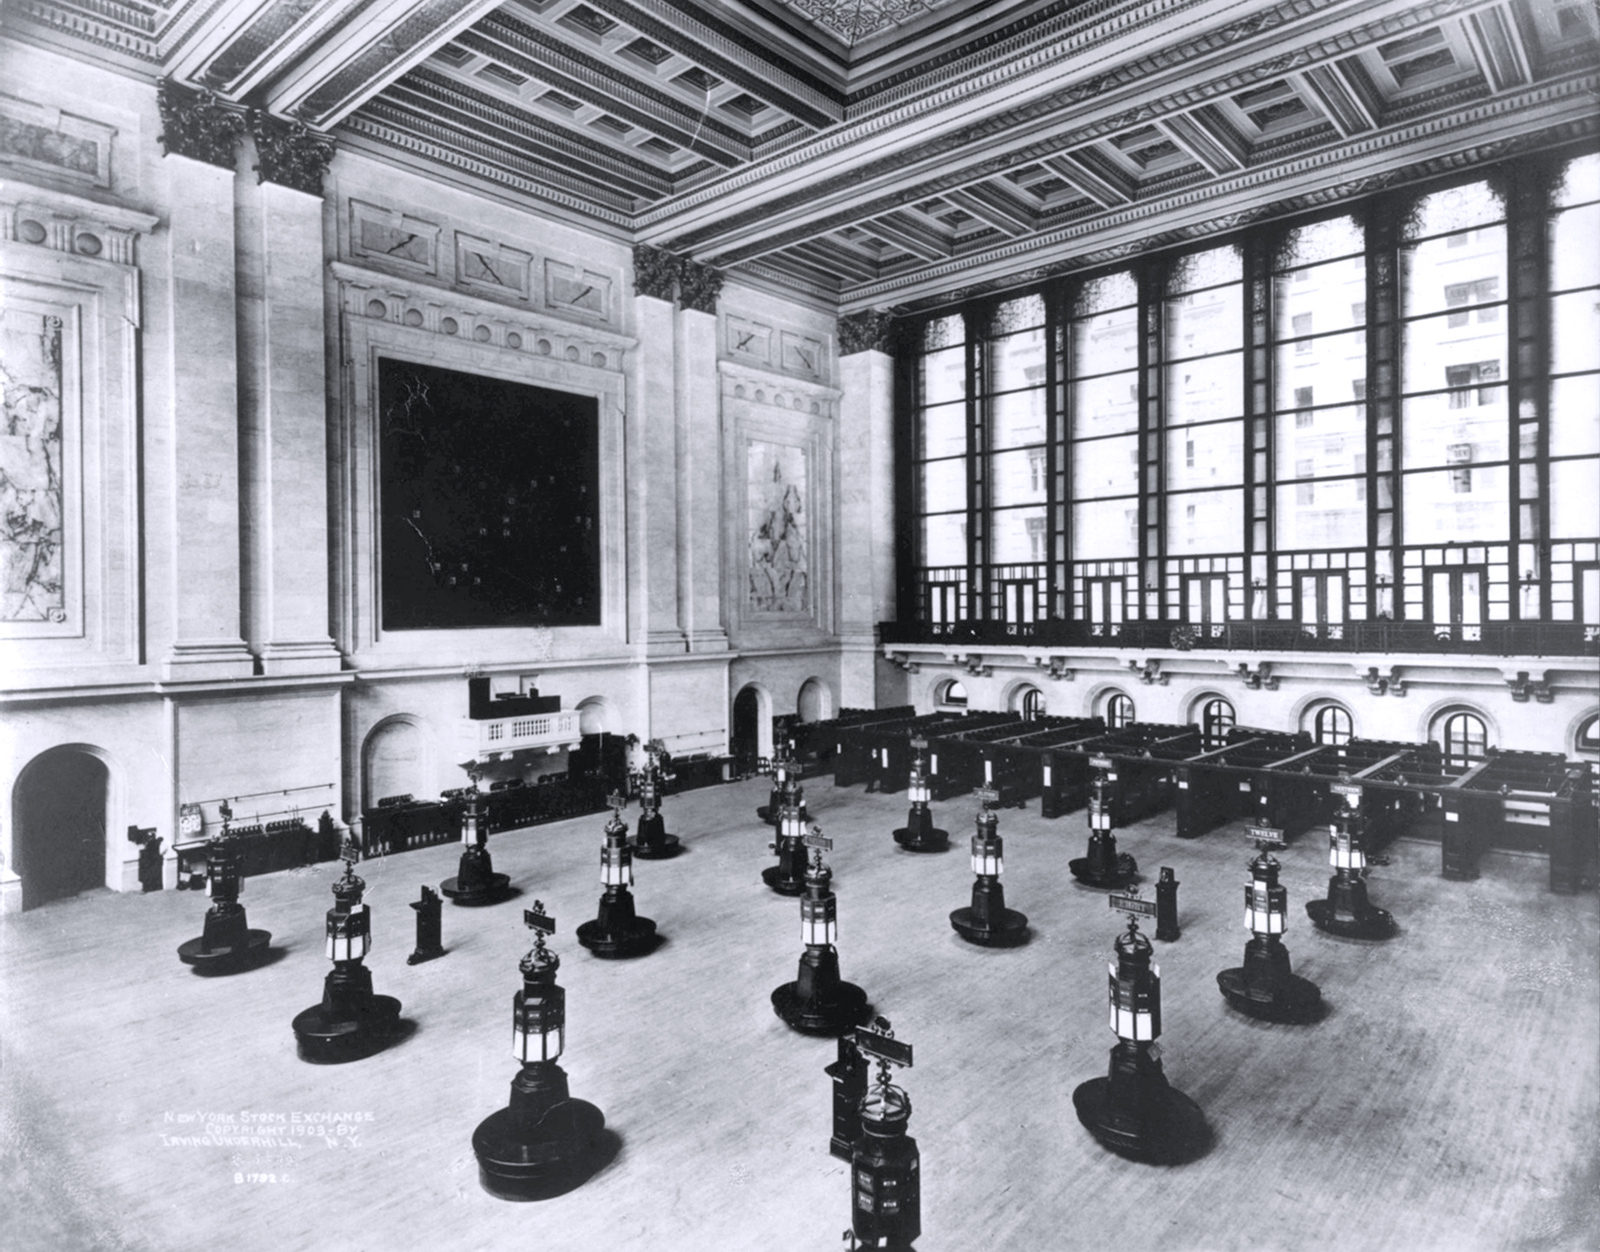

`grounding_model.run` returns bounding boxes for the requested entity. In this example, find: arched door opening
[362,717,425,811]
[13,748,109,910]
[797,678,828,724]
[732,686,763,775]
